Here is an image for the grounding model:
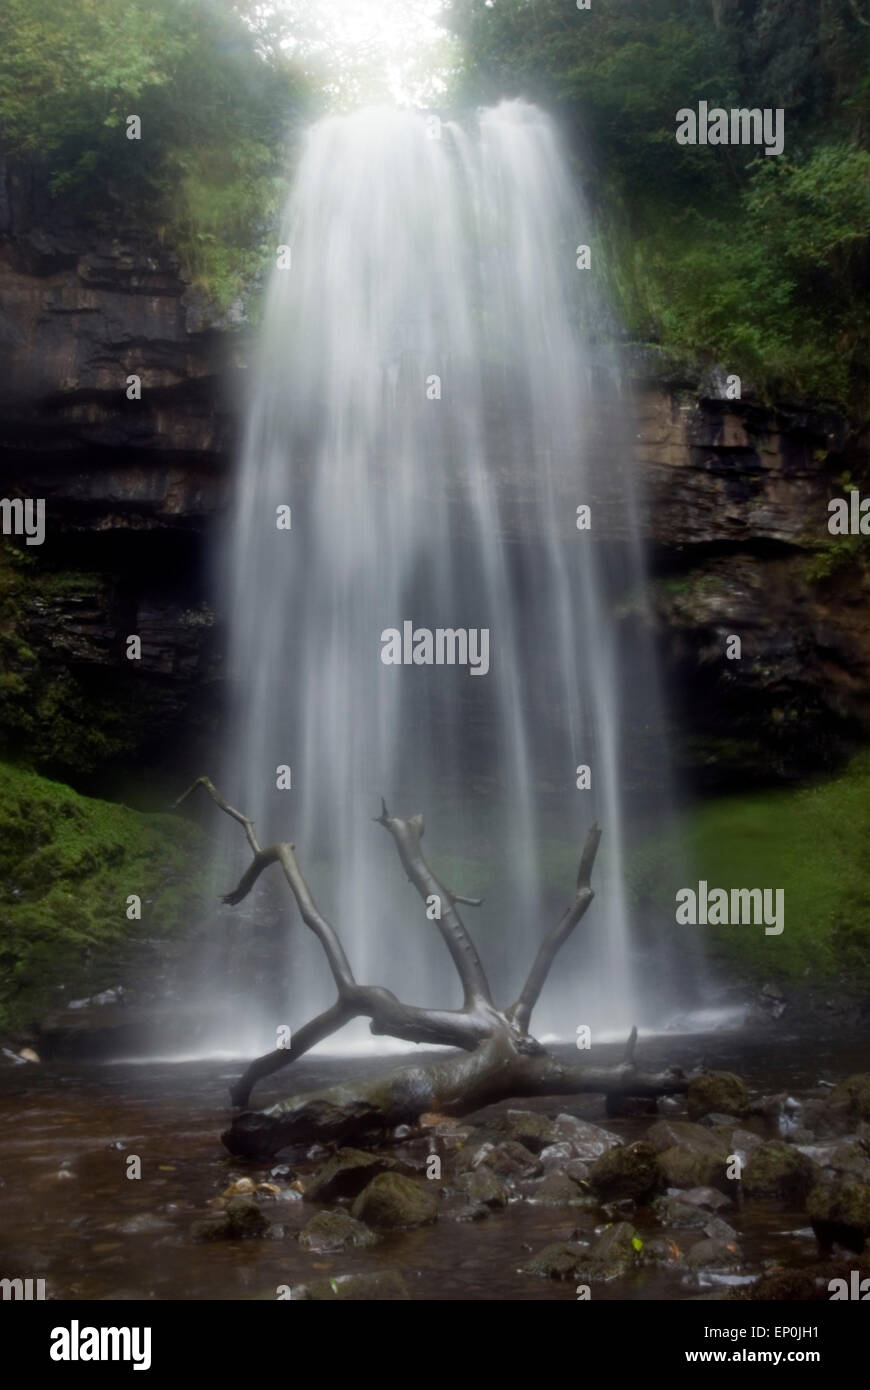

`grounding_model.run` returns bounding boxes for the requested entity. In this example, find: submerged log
[176,778,689,1160]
